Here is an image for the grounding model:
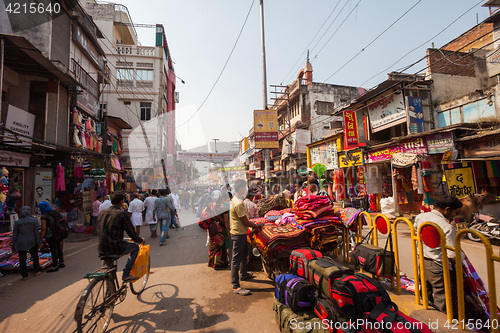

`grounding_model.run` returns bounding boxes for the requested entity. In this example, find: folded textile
[338,207,361,228]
